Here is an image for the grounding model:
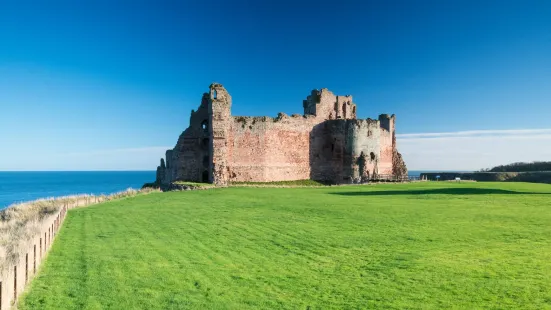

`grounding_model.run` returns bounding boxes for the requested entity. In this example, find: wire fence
[350,174,426,183]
